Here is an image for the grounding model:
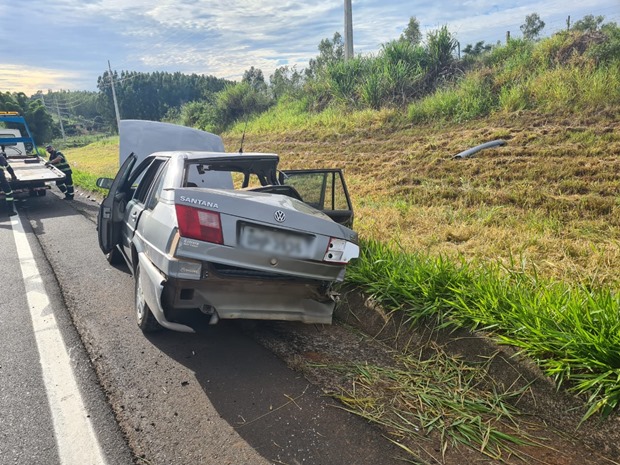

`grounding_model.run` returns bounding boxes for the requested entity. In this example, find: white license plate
[240,226,310,258]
